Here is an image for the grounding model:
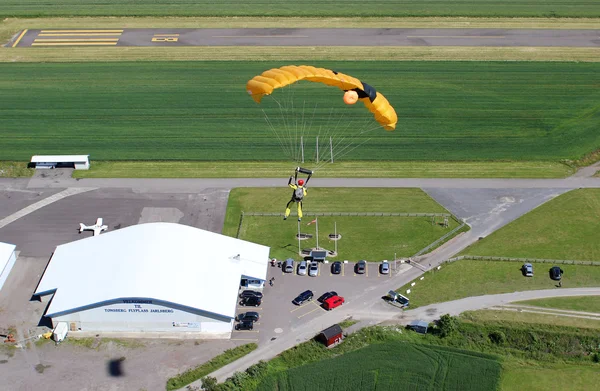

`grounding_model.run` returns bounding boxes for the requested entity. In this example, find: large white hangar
[34,223,270,338]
